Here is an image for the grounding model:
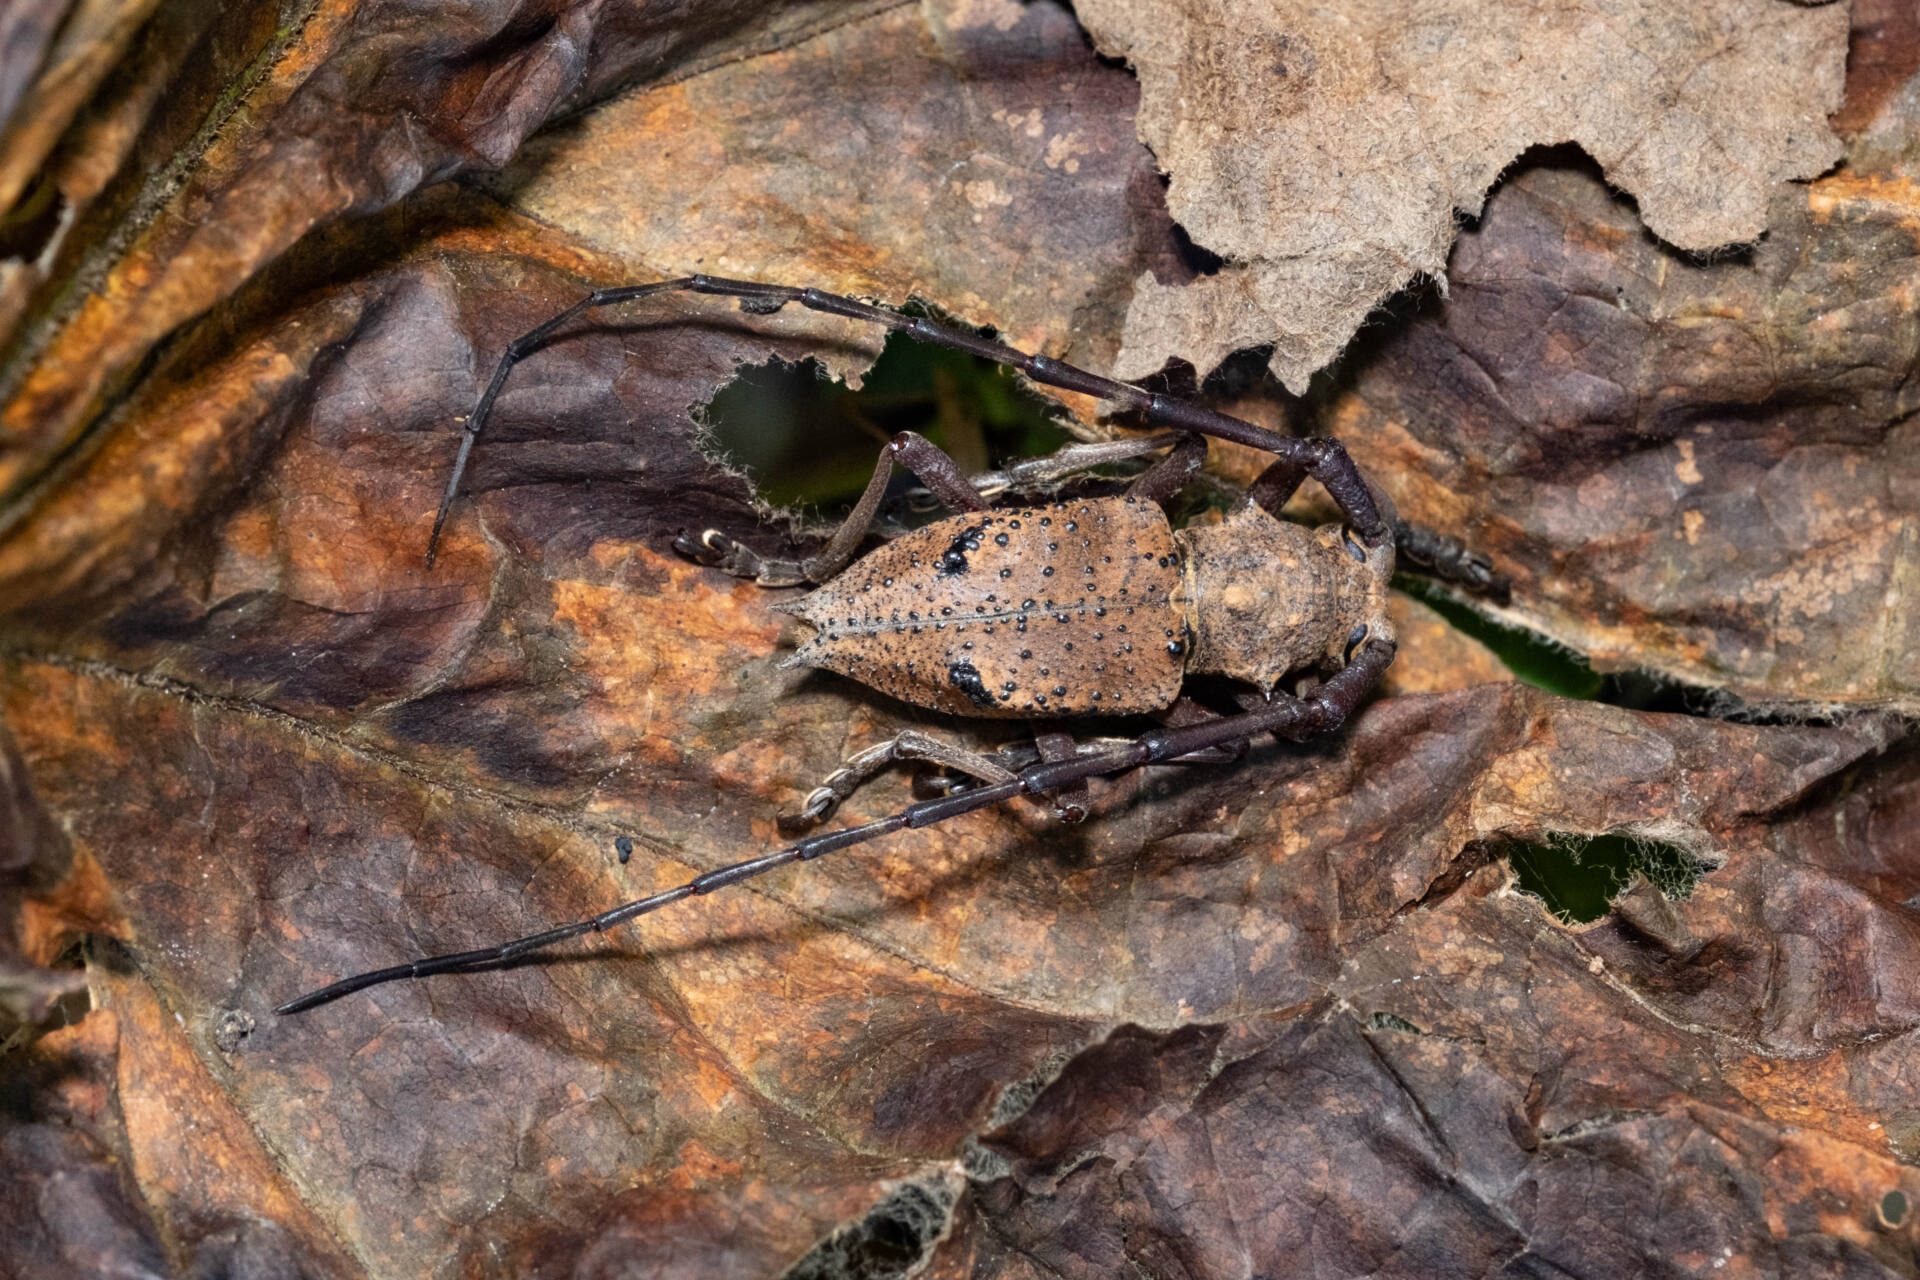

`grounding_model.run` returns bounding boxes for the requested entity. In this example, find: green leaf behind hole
[702,325,1069,511]
[1504,833,1709,924]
